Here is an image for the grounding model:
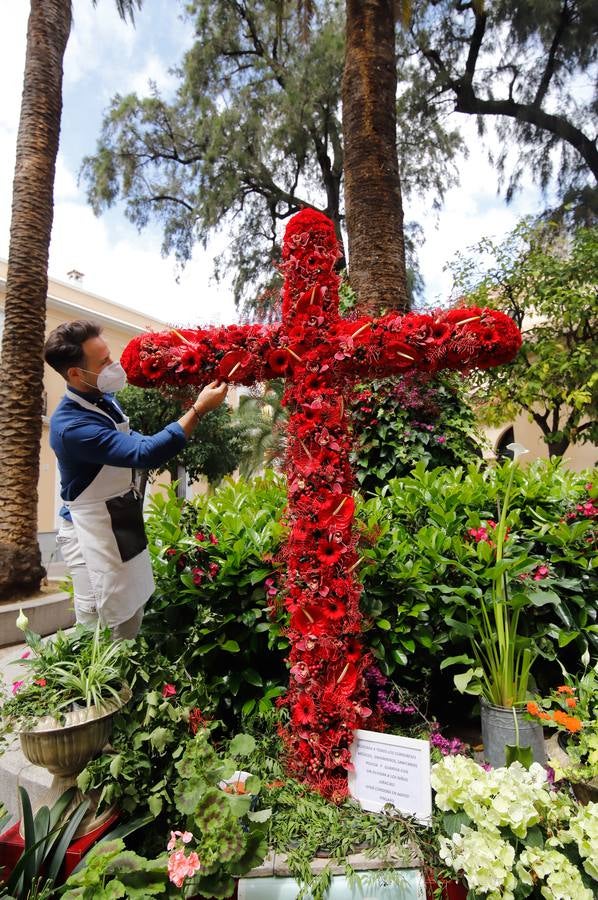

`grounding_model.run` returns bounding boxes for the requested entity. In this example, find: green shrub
[142,472,289,723]
[350,374,485,493]
[358,460,597,697]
